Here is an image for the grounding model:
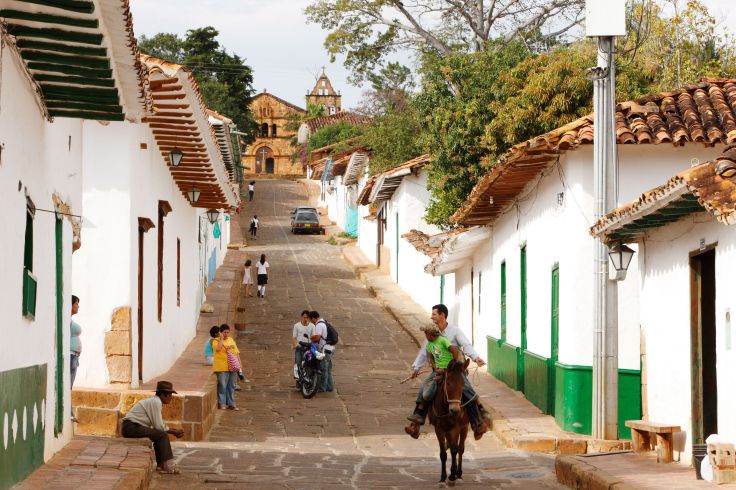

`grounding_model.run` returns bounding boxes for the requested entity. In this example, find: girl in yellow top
[212,324,240,410]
